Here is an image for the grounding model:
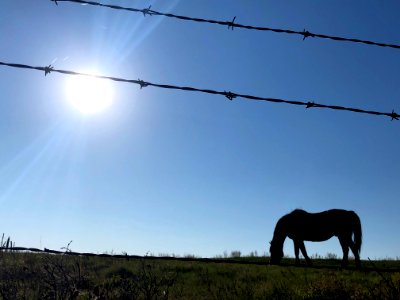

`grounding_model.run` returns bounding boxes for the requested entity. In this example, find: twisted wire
[0,60,398,121]
[51,0,400,50]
